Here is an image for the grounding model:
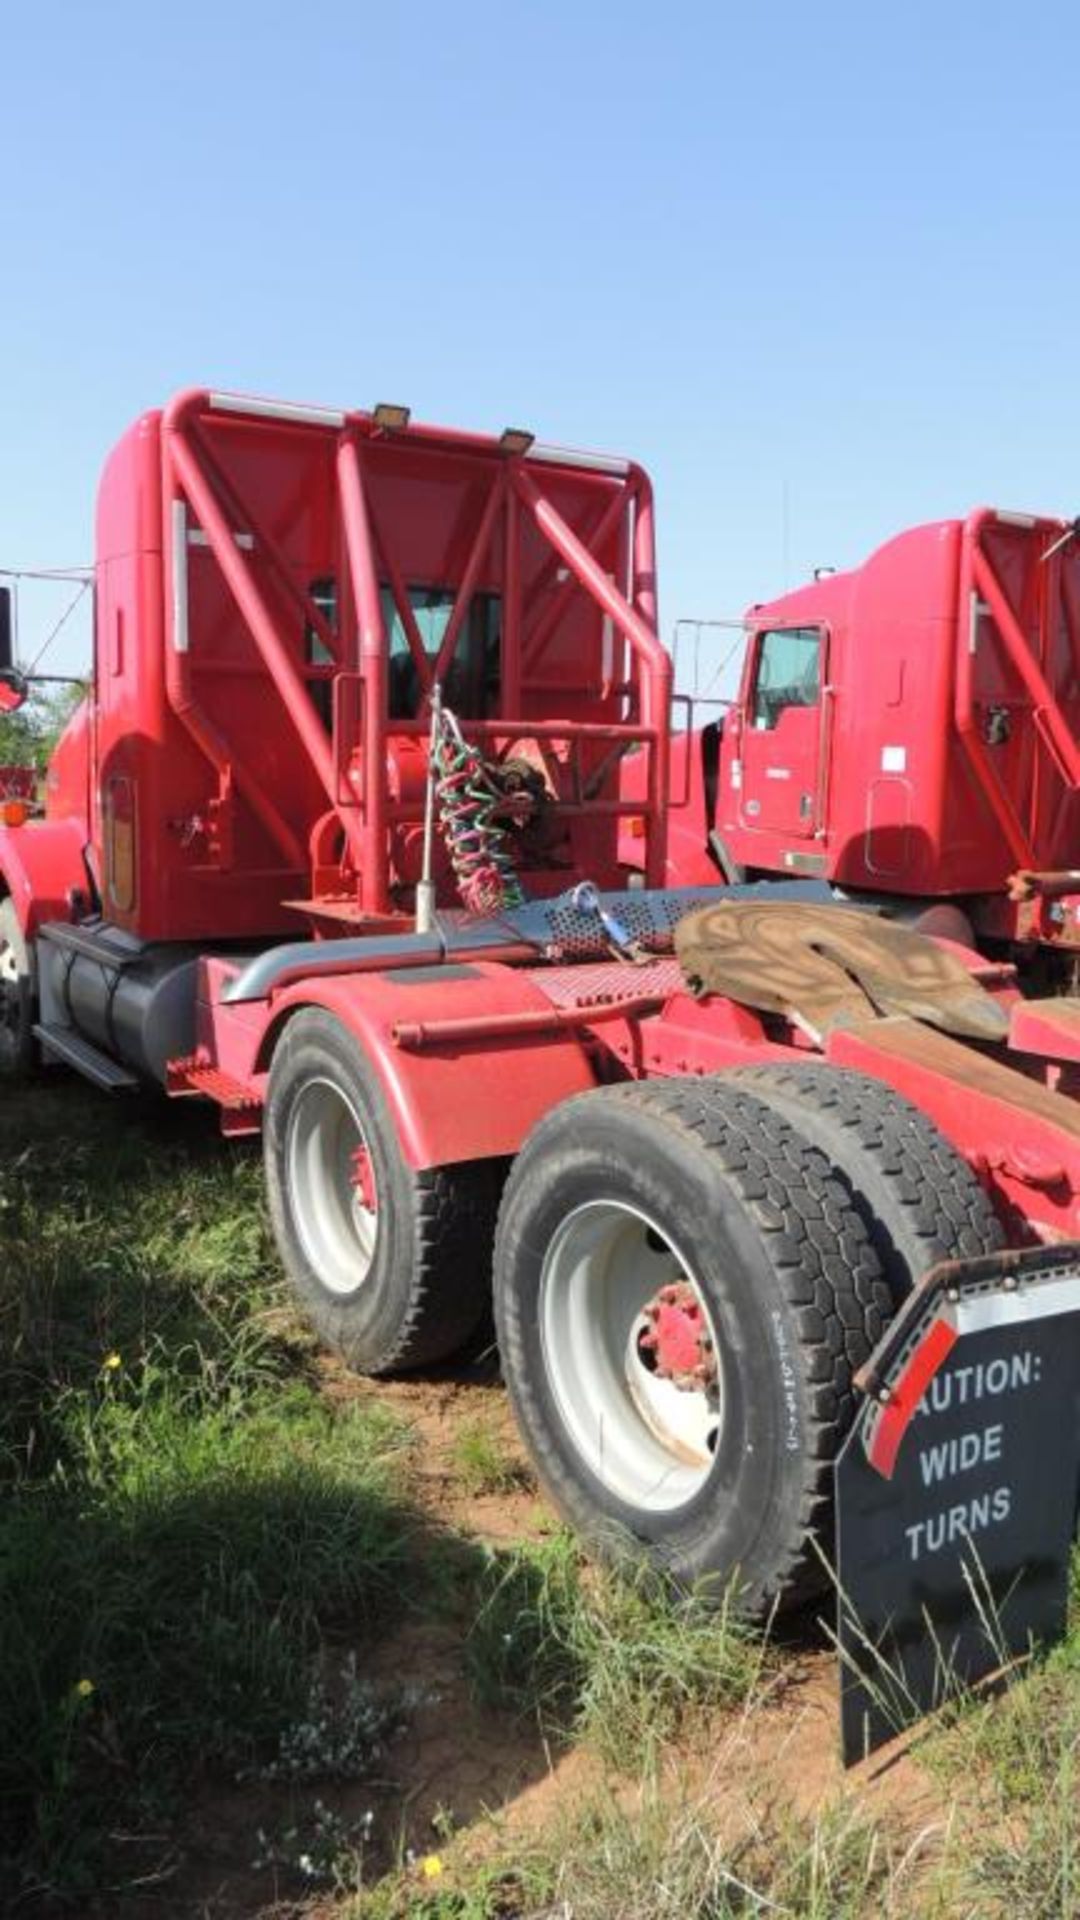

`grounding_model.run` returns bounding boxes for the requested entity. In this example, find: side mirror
[0,587,28,712]
[0,670,28,714]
